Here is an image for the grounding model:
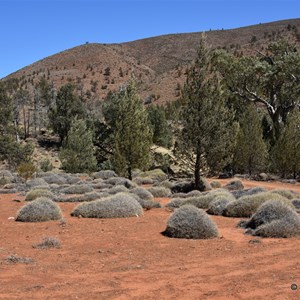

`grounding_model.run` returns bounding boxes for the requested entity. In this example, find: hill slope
[2,18,300,104]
